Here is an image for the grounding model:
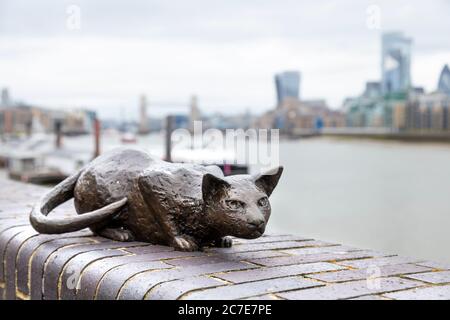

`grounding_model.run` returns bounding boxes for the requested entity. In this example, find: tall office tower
[138,94,150,134]
[438,64,450,95]
[274,71,301,105]
[1,88,11,107]
[381,32,412,94]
